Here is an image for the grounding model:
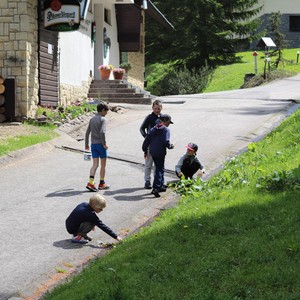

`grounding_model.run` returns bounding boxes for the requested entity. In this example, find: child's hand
[116,236,122,241]
[197,169,206,177]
